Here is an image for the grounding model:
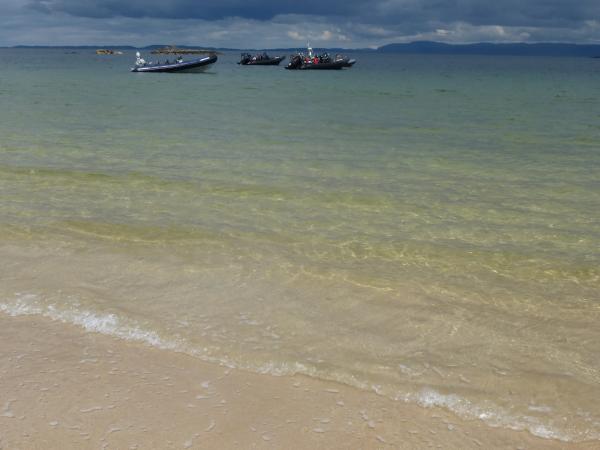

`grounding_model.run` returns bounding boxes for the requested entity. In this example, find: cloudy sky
[1,0,599,48]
